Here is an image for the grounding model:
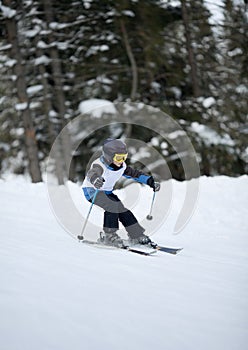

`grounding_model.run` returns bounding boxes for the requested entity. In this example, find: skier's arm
[87,164,105,189]
[123,166,151,184]
[123,166,160,191]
